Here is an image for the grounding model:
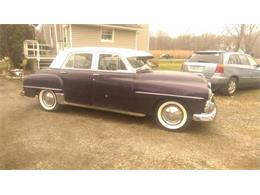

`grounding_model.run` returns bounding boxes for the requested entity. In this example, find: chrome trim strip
[64,102,146,117]
[135,91,204,100]
[23,85,63,91]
